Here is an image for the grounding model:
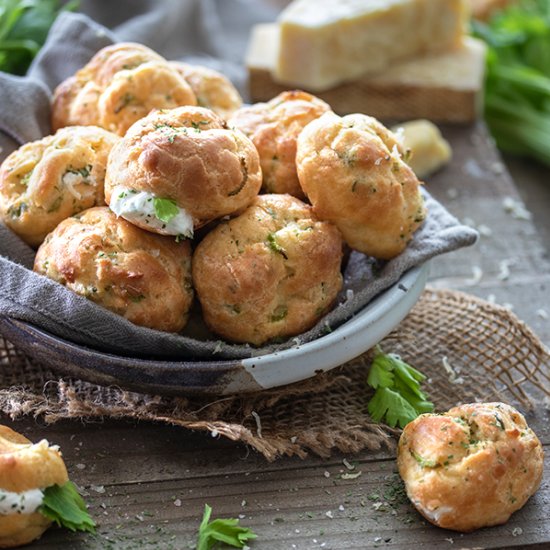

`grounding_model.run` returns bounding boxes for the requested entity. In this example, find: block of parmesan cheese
[247,24,486,123]
[275,0,469,91]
